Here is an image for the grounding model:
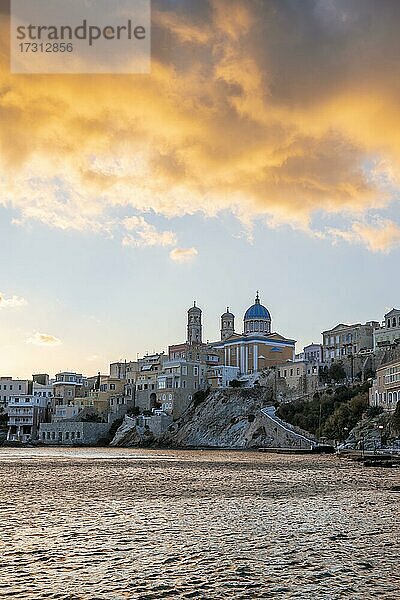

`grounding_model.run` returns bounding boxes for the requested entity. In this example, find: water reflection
[0,448,399,599]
